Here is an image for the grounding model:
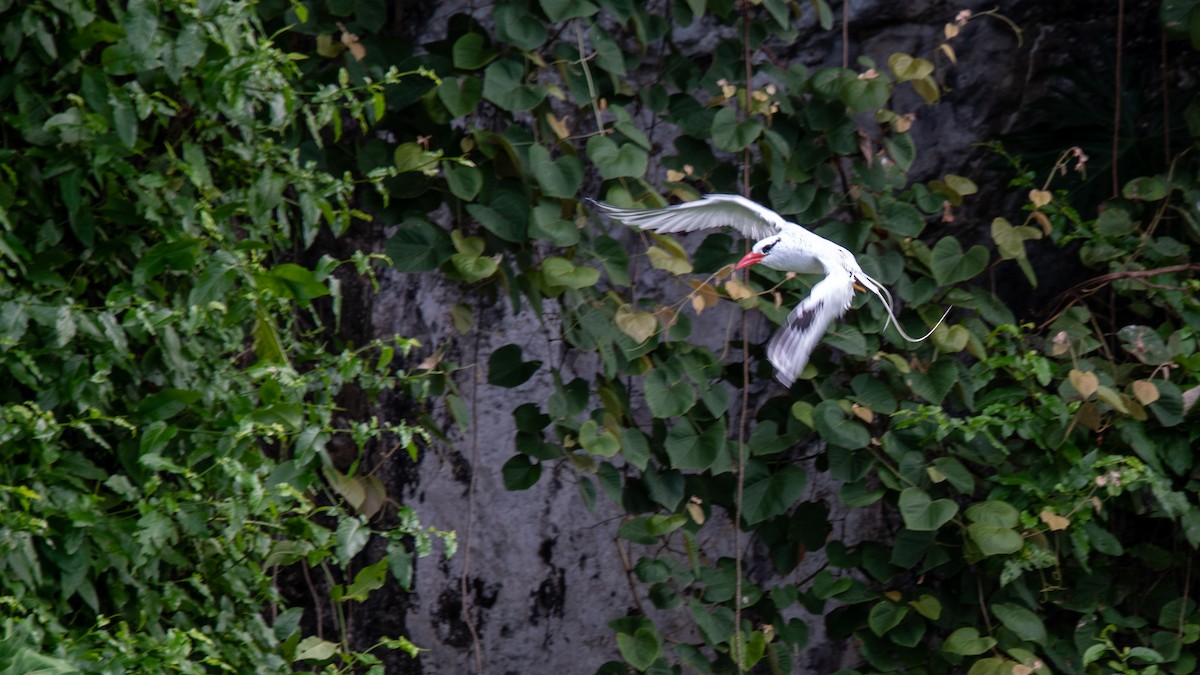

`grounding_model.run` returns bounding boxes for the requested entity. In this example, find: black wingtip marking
[788,301,822,333]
